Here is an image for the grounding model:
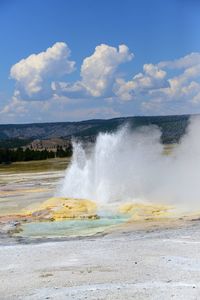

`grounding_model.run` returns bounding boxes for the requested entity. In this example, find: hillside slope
[0,115,190,144]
